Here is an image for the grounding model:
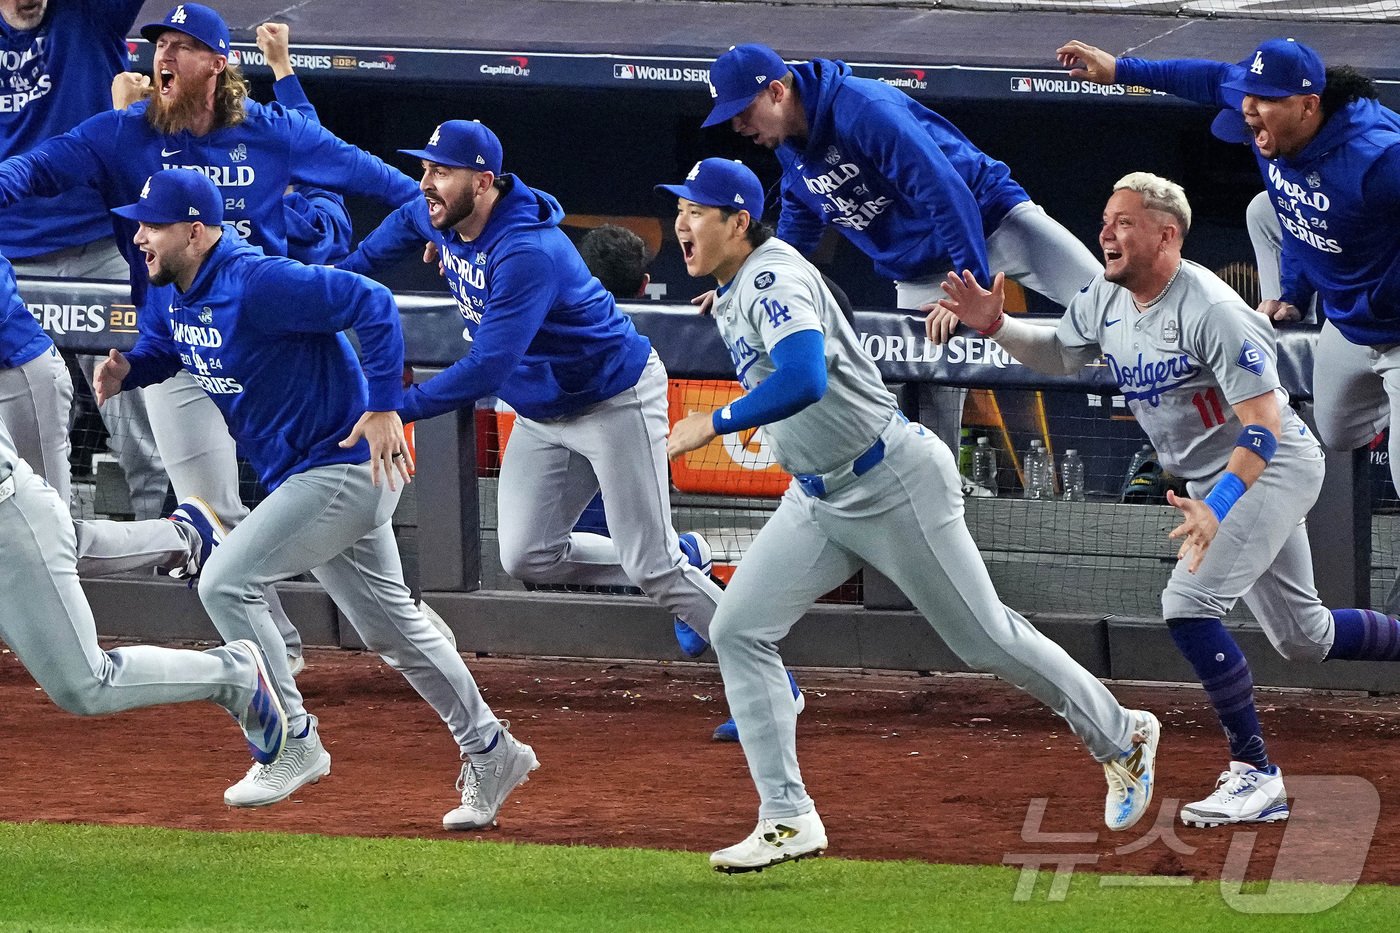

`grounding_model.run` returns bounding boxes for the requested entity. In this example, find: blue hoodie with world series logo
[121,229,404,491]
[1116,57,1400,346]
[774,58,1030,284]
[340,175,651,423]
